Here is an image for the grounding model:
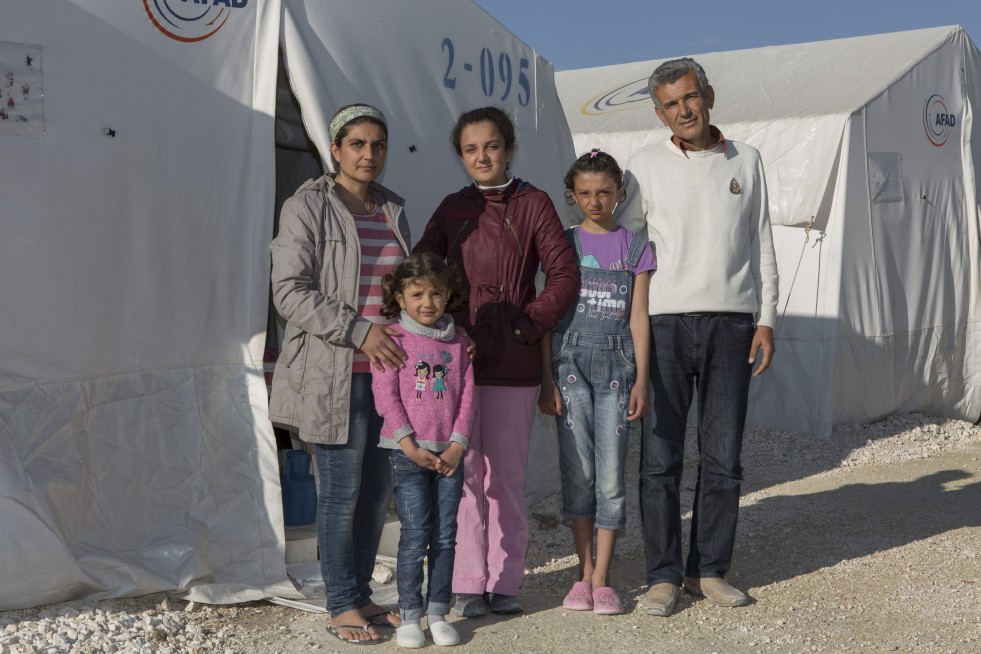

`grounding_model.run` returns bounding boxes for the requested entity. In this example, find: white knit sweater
[618,138,778,328]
